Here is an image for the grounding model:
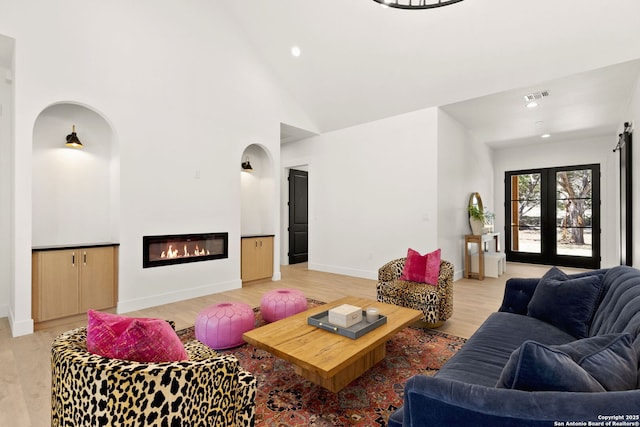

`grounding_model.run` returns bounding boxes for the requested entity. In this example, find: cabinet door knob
[83,251,87,265]
[72,252,75,266]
